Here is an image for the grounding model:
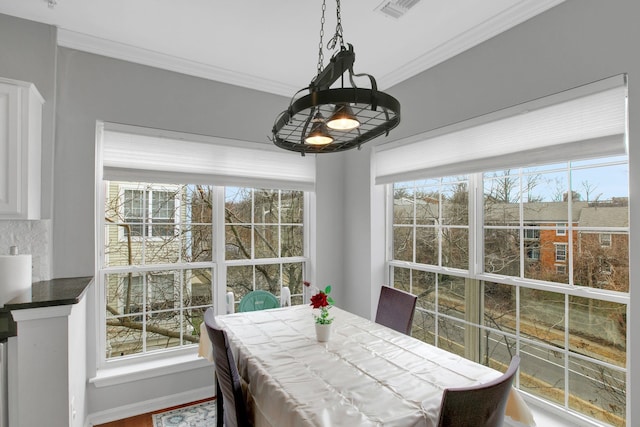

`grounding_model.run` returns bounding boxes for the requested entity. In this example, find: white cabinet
[0,77,44,220]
